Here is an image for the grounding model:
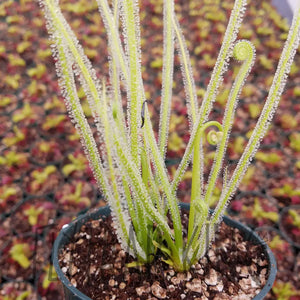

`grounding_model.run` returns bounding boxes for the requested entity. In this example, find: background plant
[41,0,300,271]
